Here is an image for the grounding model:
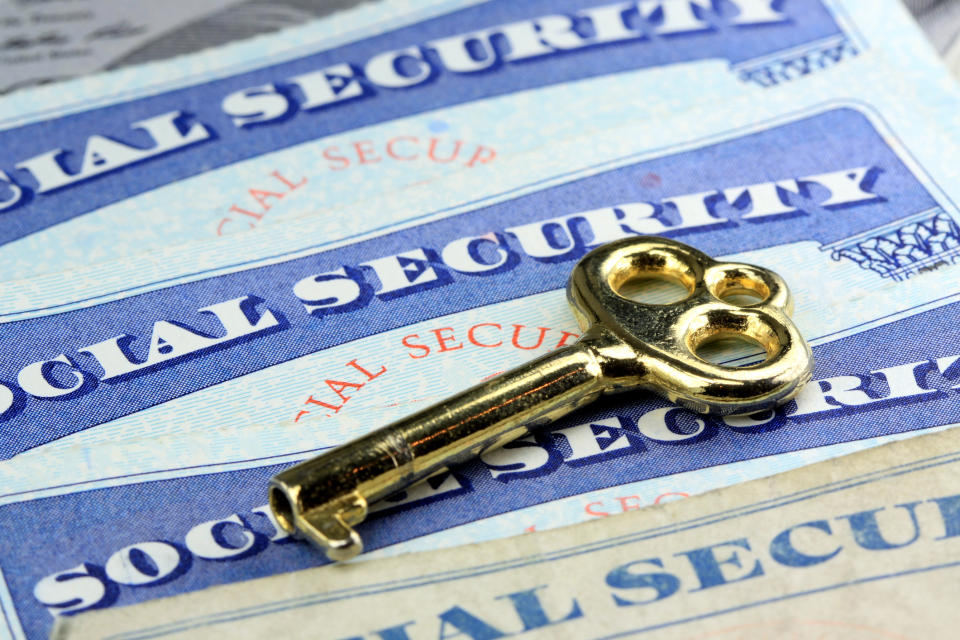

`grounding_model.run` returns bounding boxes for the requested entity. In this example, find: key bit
[269,236,814,561]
